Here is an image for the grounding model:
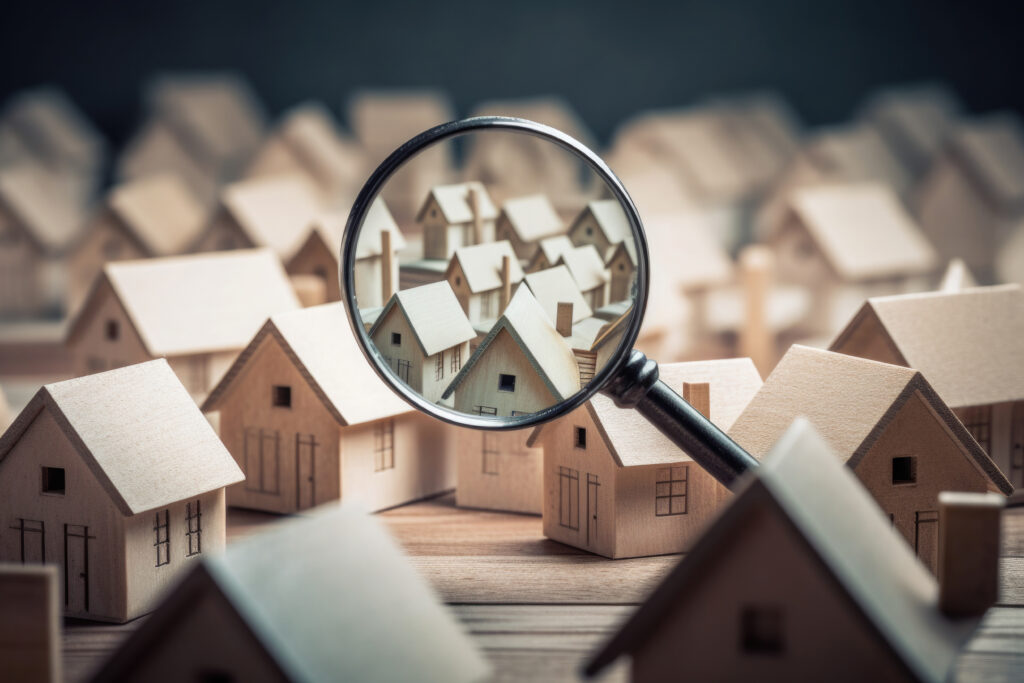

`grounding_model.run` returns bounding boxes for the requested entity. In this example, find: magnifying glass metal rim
[340,115,650,431]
